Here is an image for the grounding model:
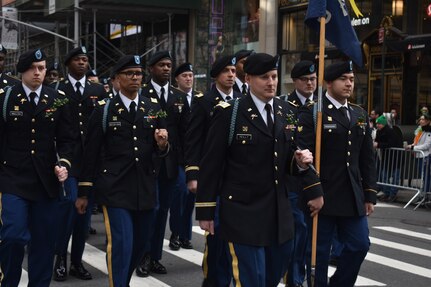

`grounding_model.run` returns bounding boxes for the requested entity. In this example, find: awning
[386,34,431,52]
